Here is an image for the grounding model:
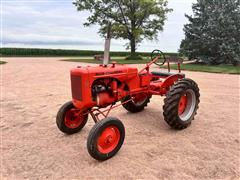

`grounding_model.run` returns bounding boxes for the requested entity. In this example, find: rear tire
[87,117,125,161]
[122,93,151,113]
[56,101,88,134]
[163,78,200,130]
